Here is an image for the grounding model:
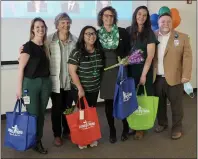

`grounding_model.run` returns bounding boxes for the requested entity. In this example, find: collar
[158,31,171,37]
[52,31,73,43]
